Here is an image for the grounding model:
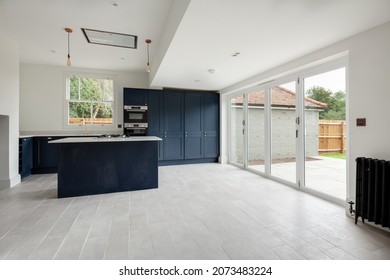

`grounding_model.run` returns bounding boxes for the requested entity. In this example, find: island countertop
[49,136,162,144]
